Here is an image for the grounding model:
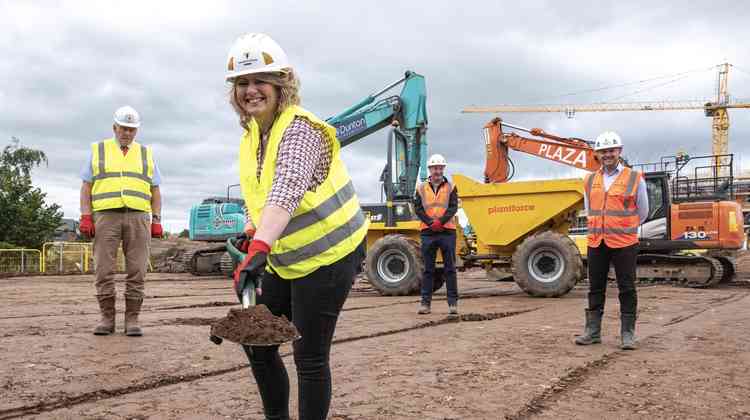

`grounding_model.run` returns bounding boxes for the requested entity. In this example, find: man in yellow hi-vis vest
[79,105,163,337]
